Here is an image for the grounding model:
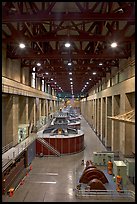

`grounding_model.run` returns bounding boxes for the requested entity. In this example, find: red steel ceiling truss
[2,2,135,95]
